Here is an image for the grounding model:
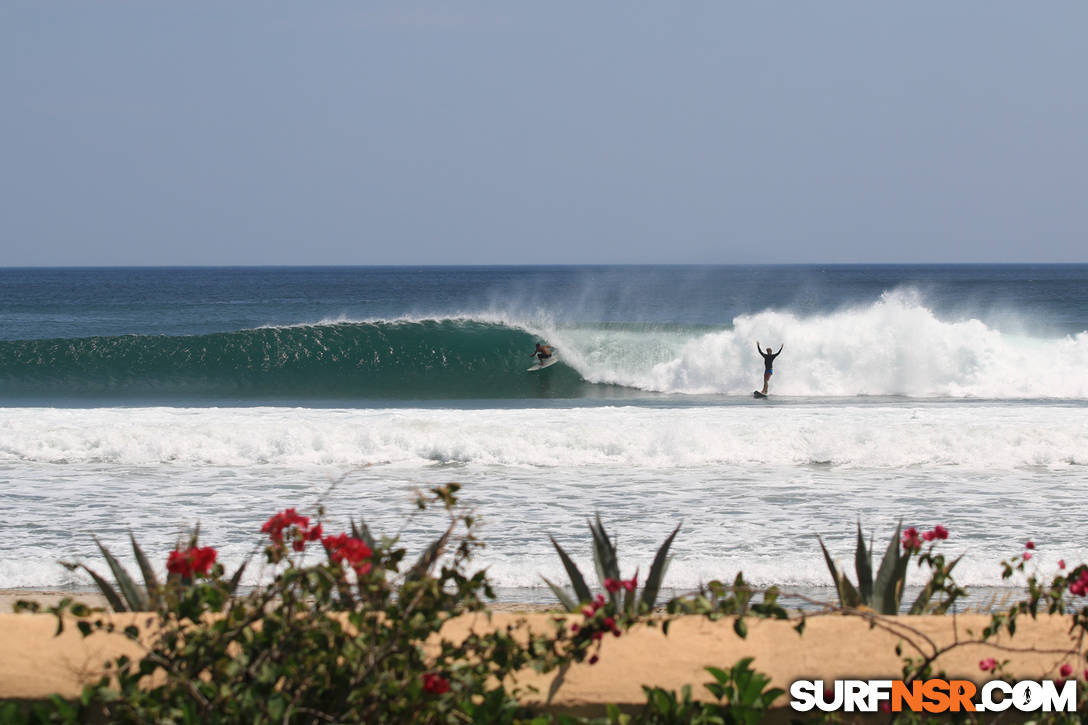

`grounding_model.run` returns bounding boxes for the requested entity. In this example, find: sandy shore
[1,602,1082,710]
